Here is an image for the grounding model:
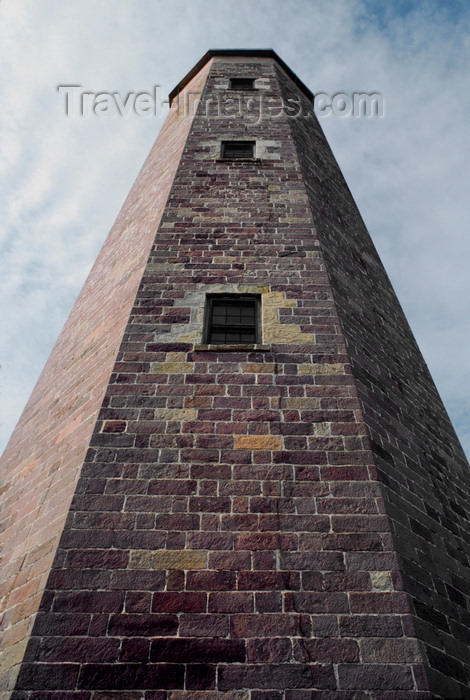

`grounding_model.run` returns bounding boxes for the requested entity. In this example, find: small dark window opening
[229,77,255,90]
[221,140,255,160]
[204,296,260,345]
